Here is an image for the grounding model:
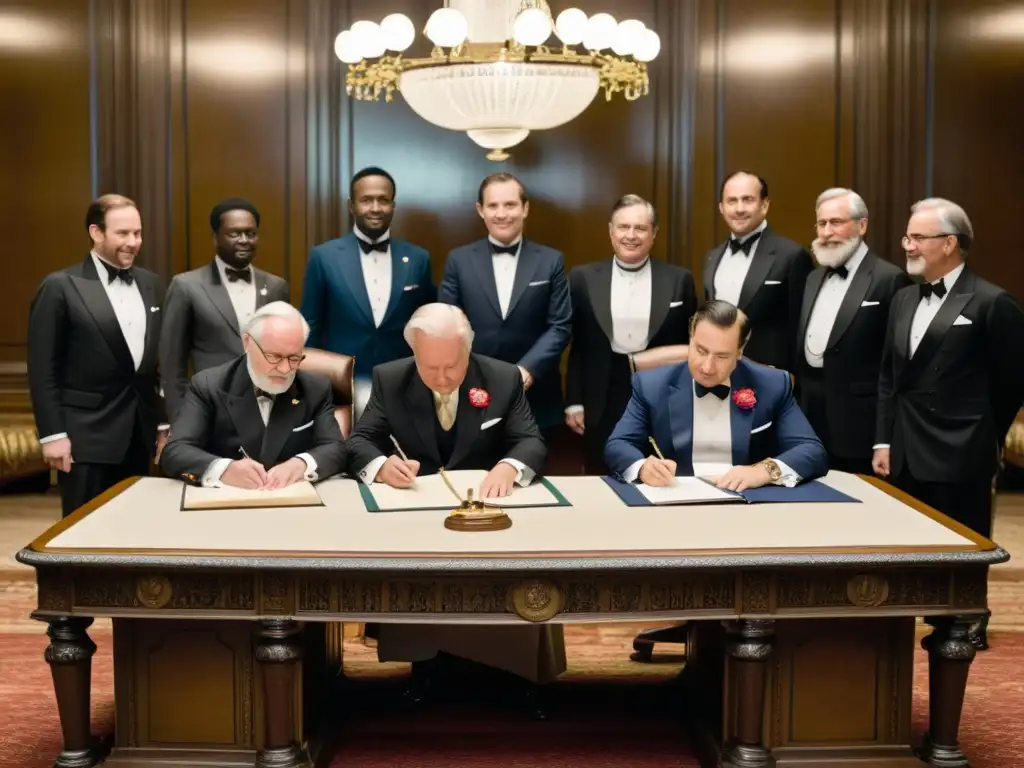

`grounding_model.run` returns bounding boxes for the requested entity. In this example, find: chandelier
[334,1,660,161]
